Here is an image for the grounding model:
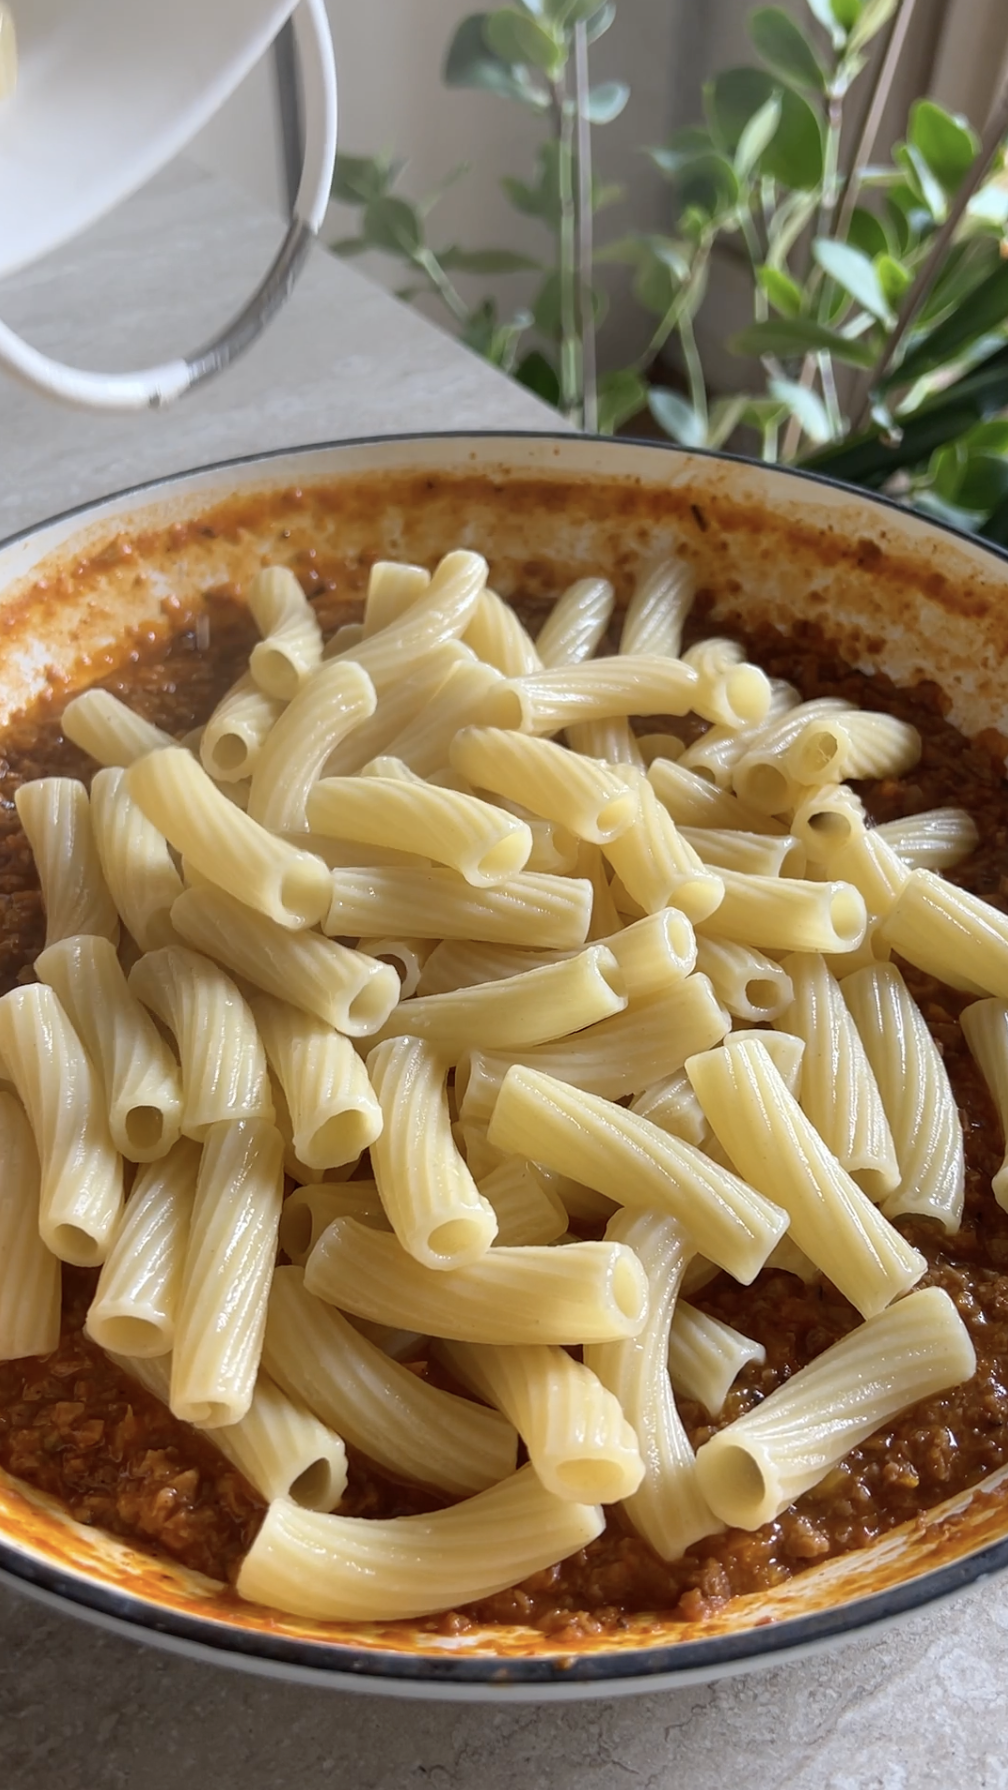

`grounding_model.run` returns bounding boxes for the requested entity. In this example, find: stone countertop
[1,159,1006,1790]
